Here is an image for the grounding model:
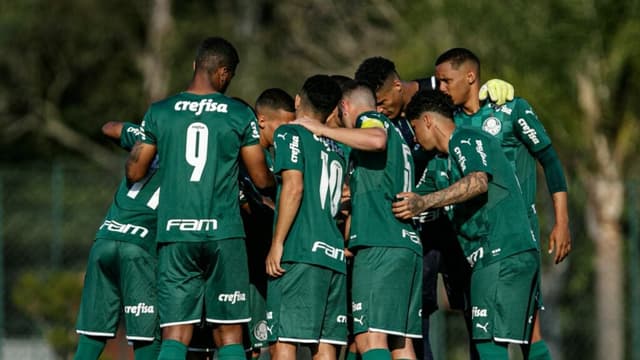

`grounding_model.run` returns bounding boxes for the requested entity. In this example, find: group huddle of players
[72,36,572,360]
